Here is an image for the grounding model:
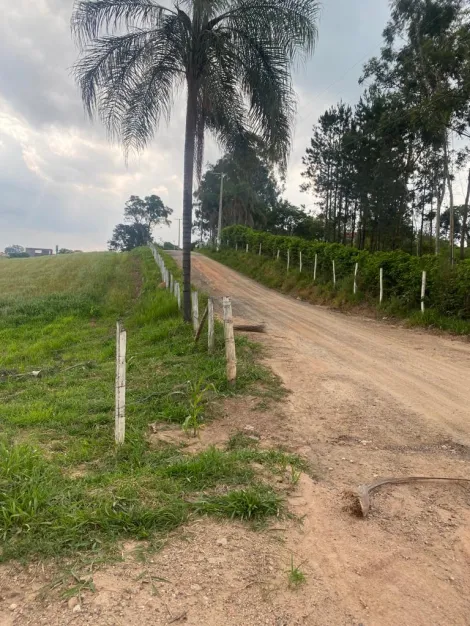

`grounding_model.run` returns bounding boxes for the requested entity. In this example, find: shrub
[221,226,470,320]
